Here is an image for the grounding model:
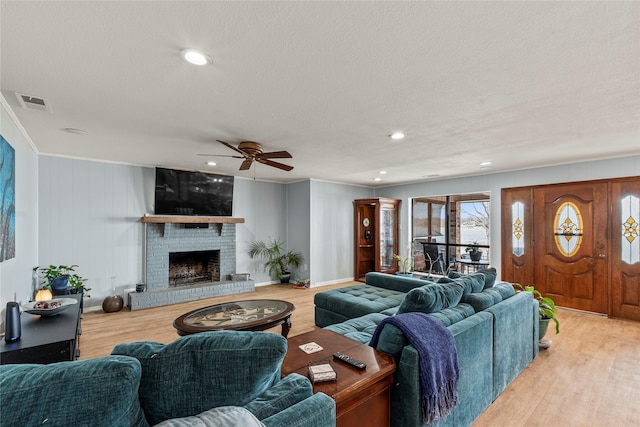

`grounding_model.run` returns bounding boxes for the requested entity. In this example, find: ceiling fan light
[180,49,209,65]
